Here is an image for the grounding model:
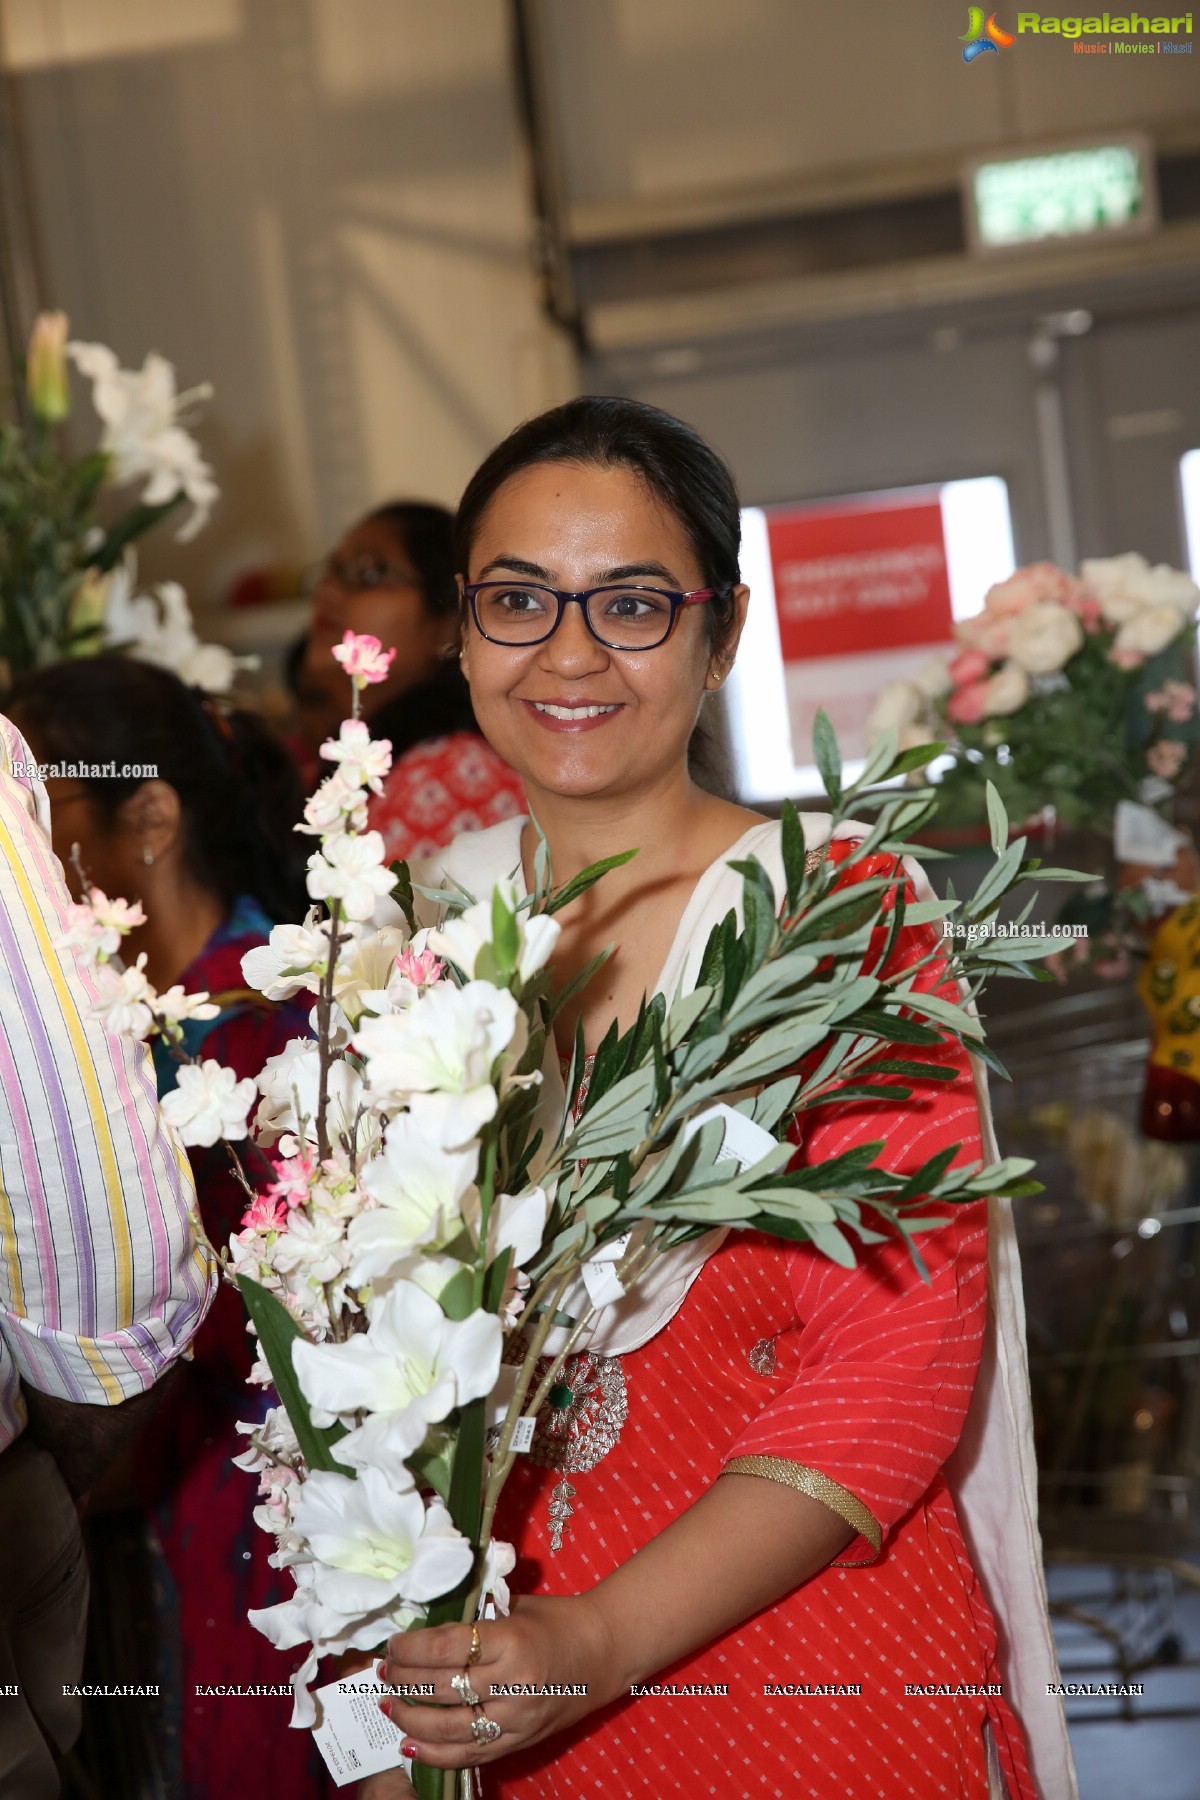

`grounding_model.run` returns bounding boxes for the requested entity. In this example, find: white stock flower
[307,831,395,922]
[864,679,924,745]
[319,718,393,792]
[153,985,221,1026]
[290,1468,472,1615]
[347,1105,479,1283]
[1082,553,1200,625]
[92,954,156,1038]
[160,1059,256,1146]
[1113,603,1187,661]
[67,341,218,540]
[425,891,560,985]
[298,770,369,838]
[242,918,331,1001]
[1005,602,1084,676]
[353,979,520,1143]
[292,1280,502,1480]
[980,662,1030,717]
[270,1209,348,1286]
